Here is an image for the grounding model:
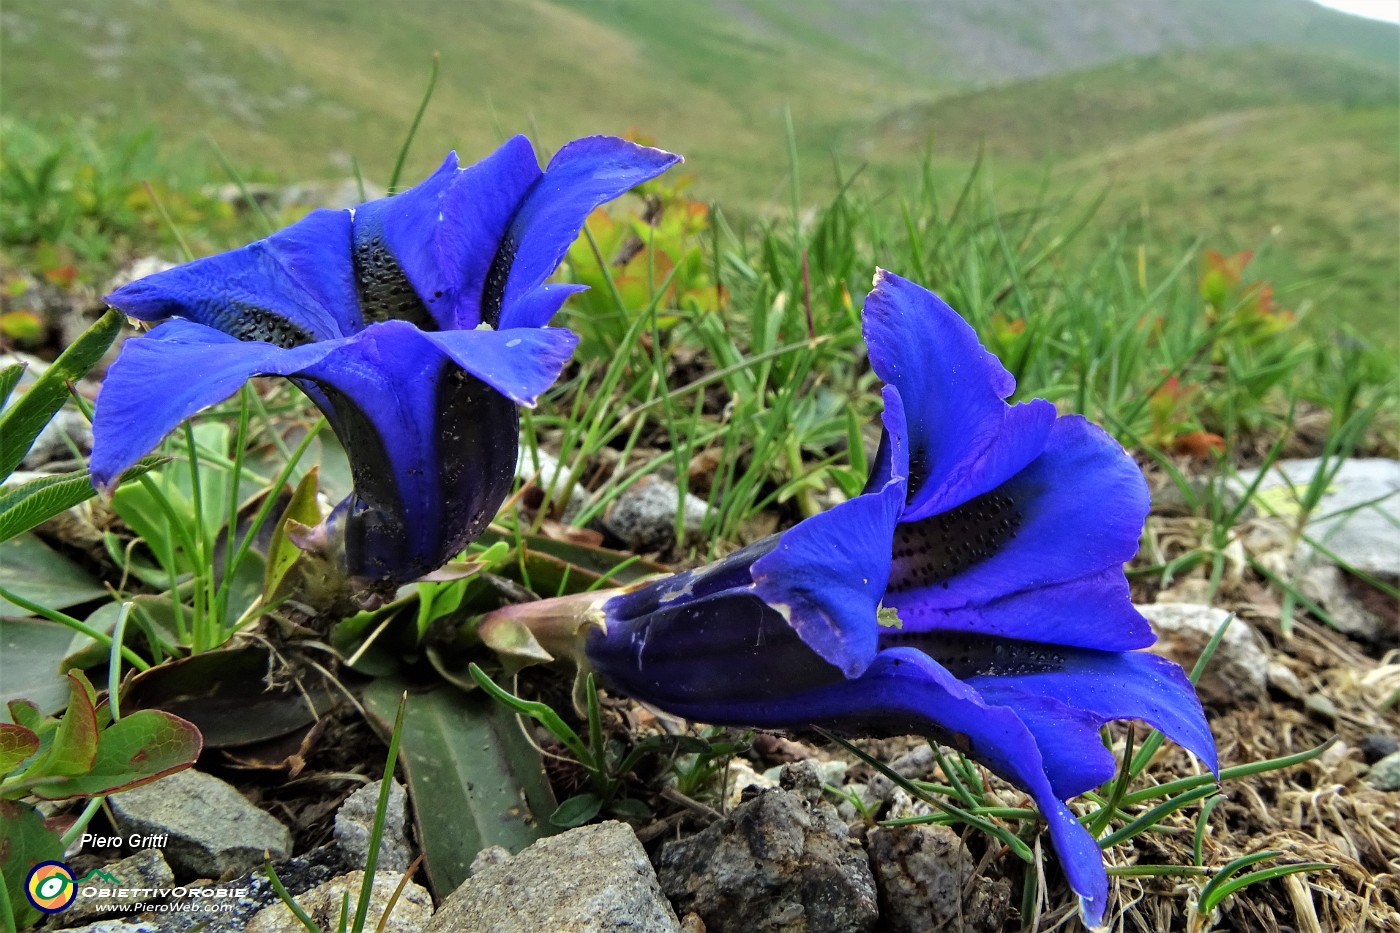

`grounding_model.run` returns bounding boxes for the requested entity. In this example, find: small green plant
[0,669,201,931]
